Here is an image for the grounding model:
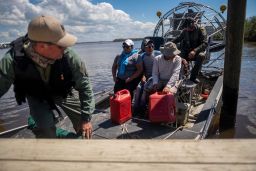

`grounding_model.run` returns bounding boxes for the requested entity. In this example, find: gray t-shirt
[141,50,161,80]
[115,52,142,80]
